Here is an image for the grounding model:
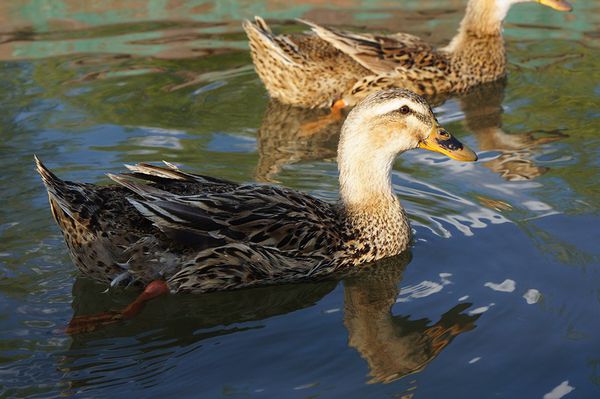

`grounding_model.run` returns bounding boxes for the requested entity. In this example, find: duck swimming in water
[36,89,476,332]
[244,0,572,110]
